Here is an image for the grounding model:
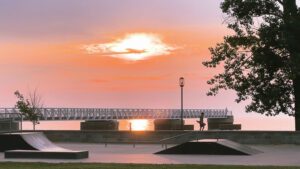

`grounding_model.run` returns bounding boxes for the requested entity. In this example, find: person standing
[197,112,206,131]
